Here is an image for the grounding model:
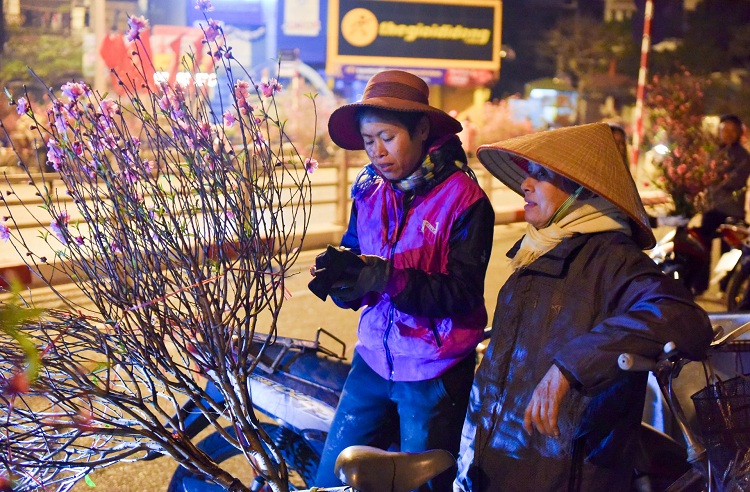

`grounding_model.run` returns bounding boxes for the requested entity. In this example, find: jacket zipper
[384,191,414,380]
[430,318,442,348]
